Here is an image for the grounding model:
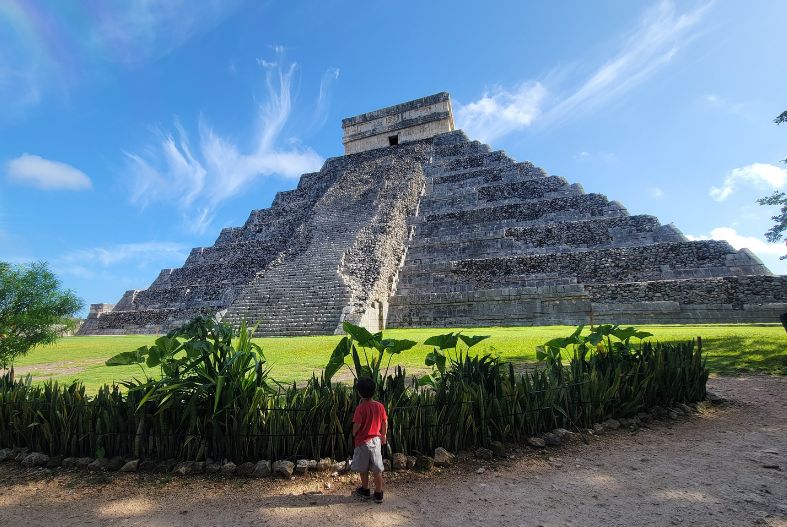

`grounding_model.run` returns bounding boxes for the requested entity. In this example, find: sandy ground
[0,374,784,527]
